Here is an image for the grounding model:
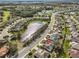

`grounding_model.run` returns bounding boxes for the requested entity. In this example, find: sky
[0,0,79,2]
[0,0,78,1]
[0,0,61,1]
